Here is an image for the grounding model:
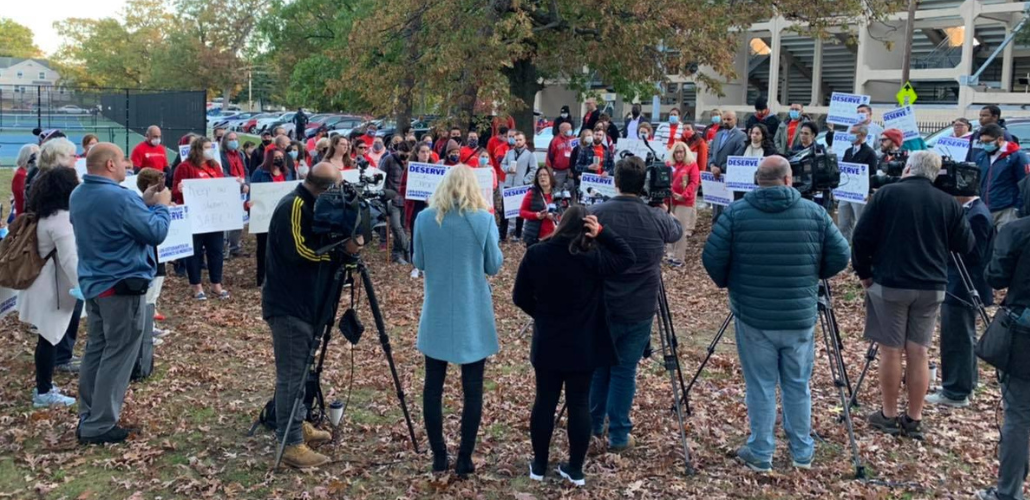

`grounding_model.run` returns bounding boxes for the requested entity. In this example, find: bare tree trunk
[506,58,543,149]
[395,9,423,134]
